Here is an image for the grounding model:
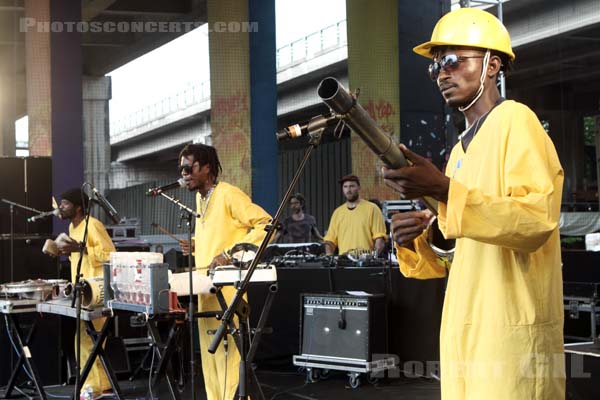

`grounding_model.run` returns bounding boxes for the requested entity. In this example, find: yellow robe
[69,216,116,395]
[397,100,565,399]
[323,199,387,254]
[194,182,271,400]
